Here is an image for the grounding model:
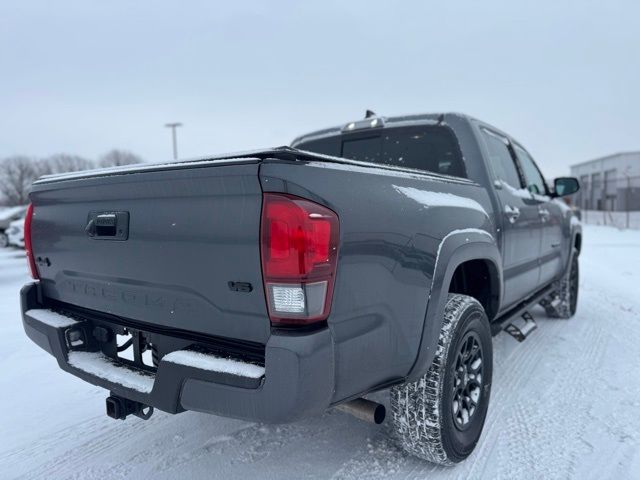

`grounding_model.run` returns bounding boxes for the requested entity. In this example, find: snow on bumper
[20,282,334,423]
